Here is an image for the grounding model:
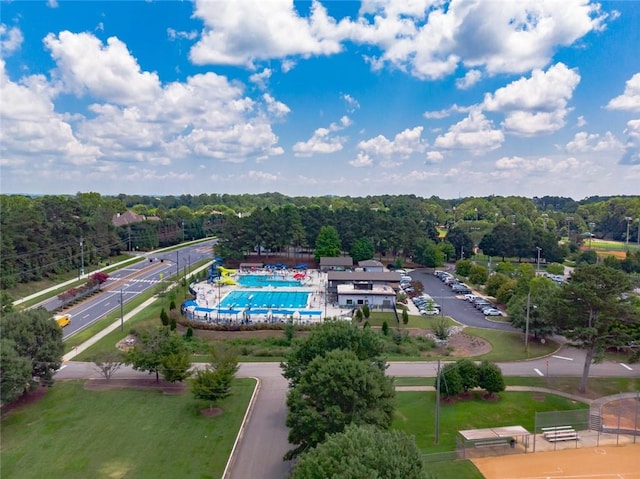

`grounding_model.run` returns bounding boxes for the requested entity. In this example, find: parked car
[463,294,478,302]
[420,308,440,316]
[474,300,492,310]
[483,308,504,316]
